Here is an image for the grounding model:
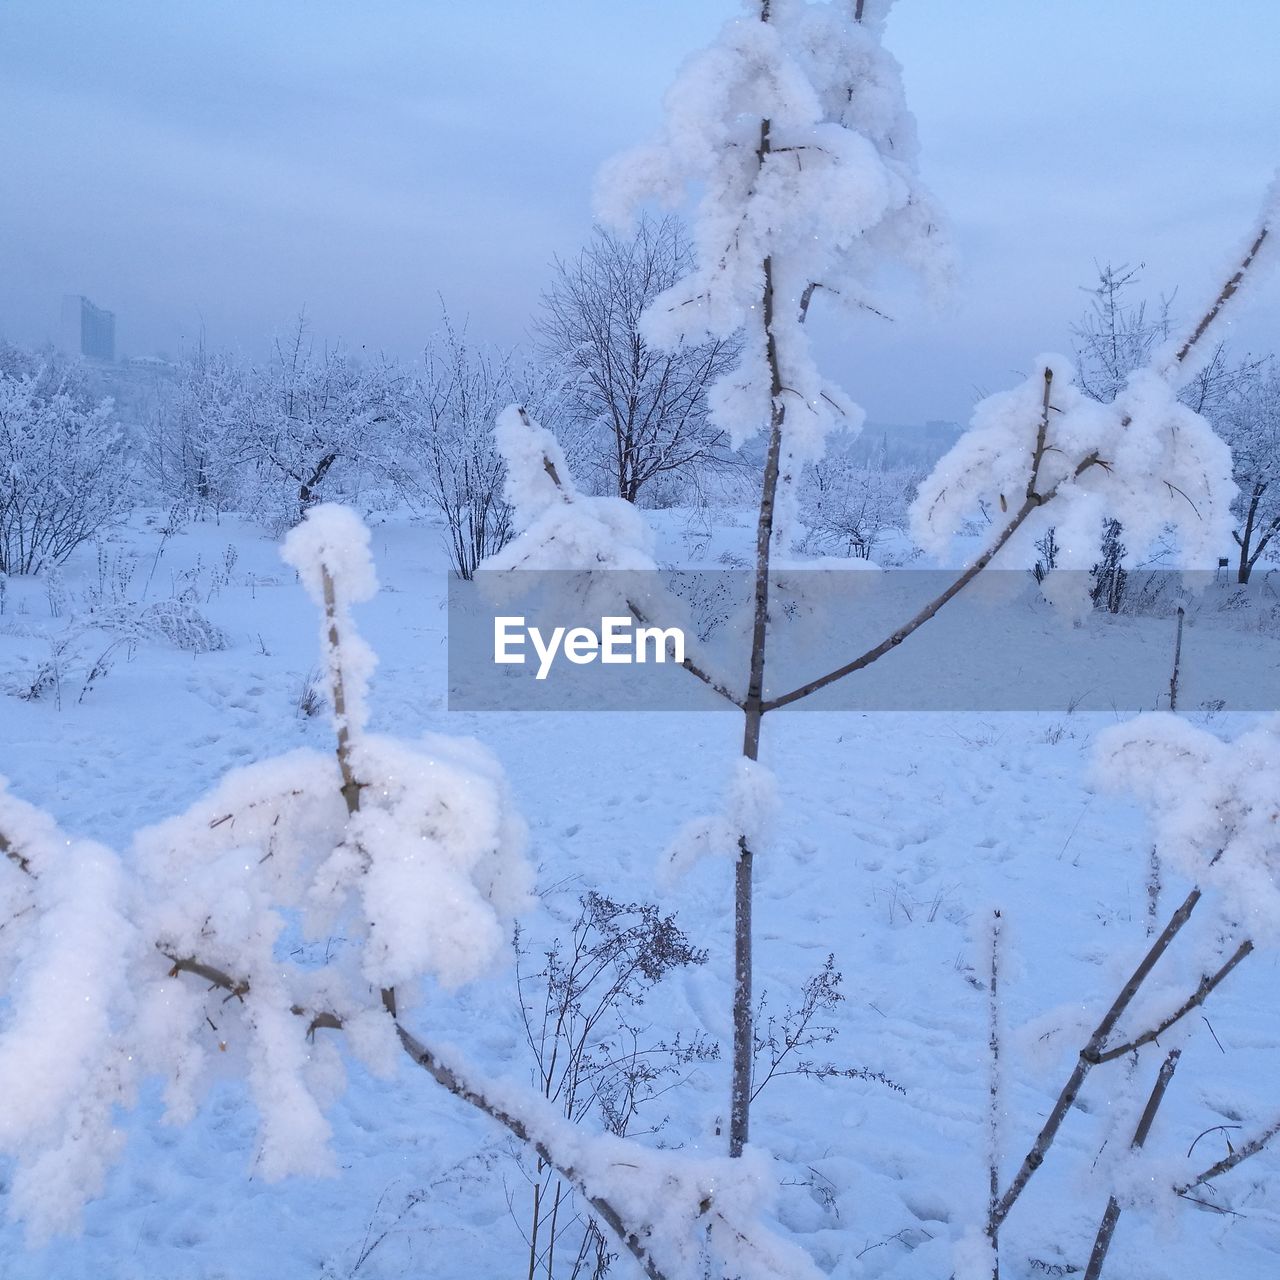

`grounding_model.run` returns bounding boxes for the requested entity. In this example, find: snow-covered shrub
[512,892,718,1279]
[0,345,131,575]
[143,341,251,518]
[137,597,228,652]
[799,449,918,560]
[387,315,516,578]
